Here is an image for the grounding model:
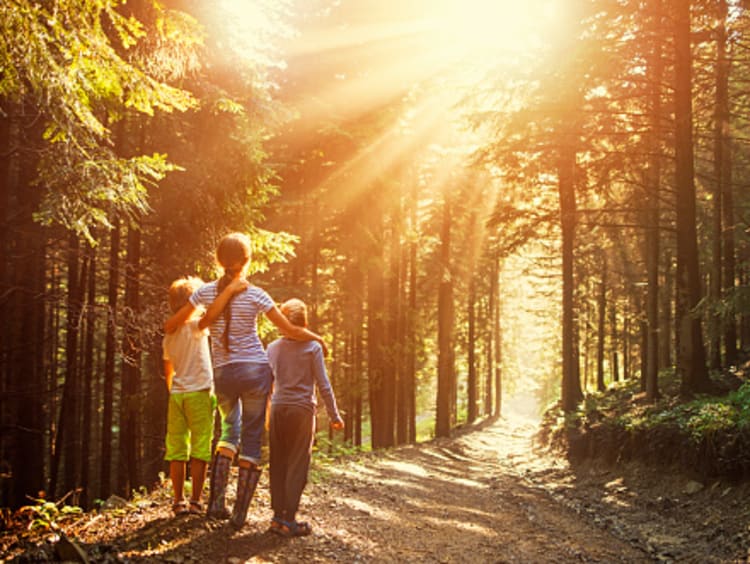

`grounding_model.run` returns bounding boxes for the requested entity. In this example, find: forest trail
[14,416,750,563]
